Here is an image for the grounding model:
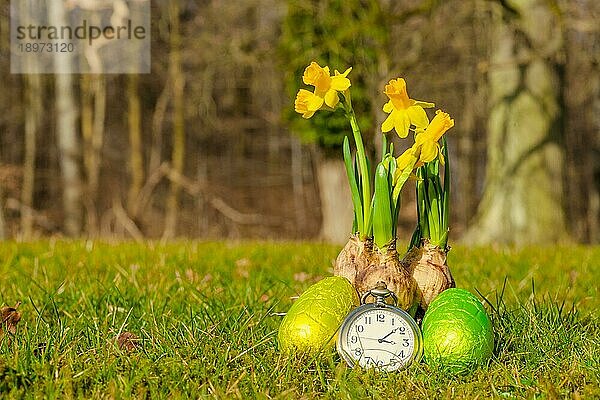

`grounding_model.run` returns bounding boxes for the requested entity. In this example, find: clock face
[338,306,421,372]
